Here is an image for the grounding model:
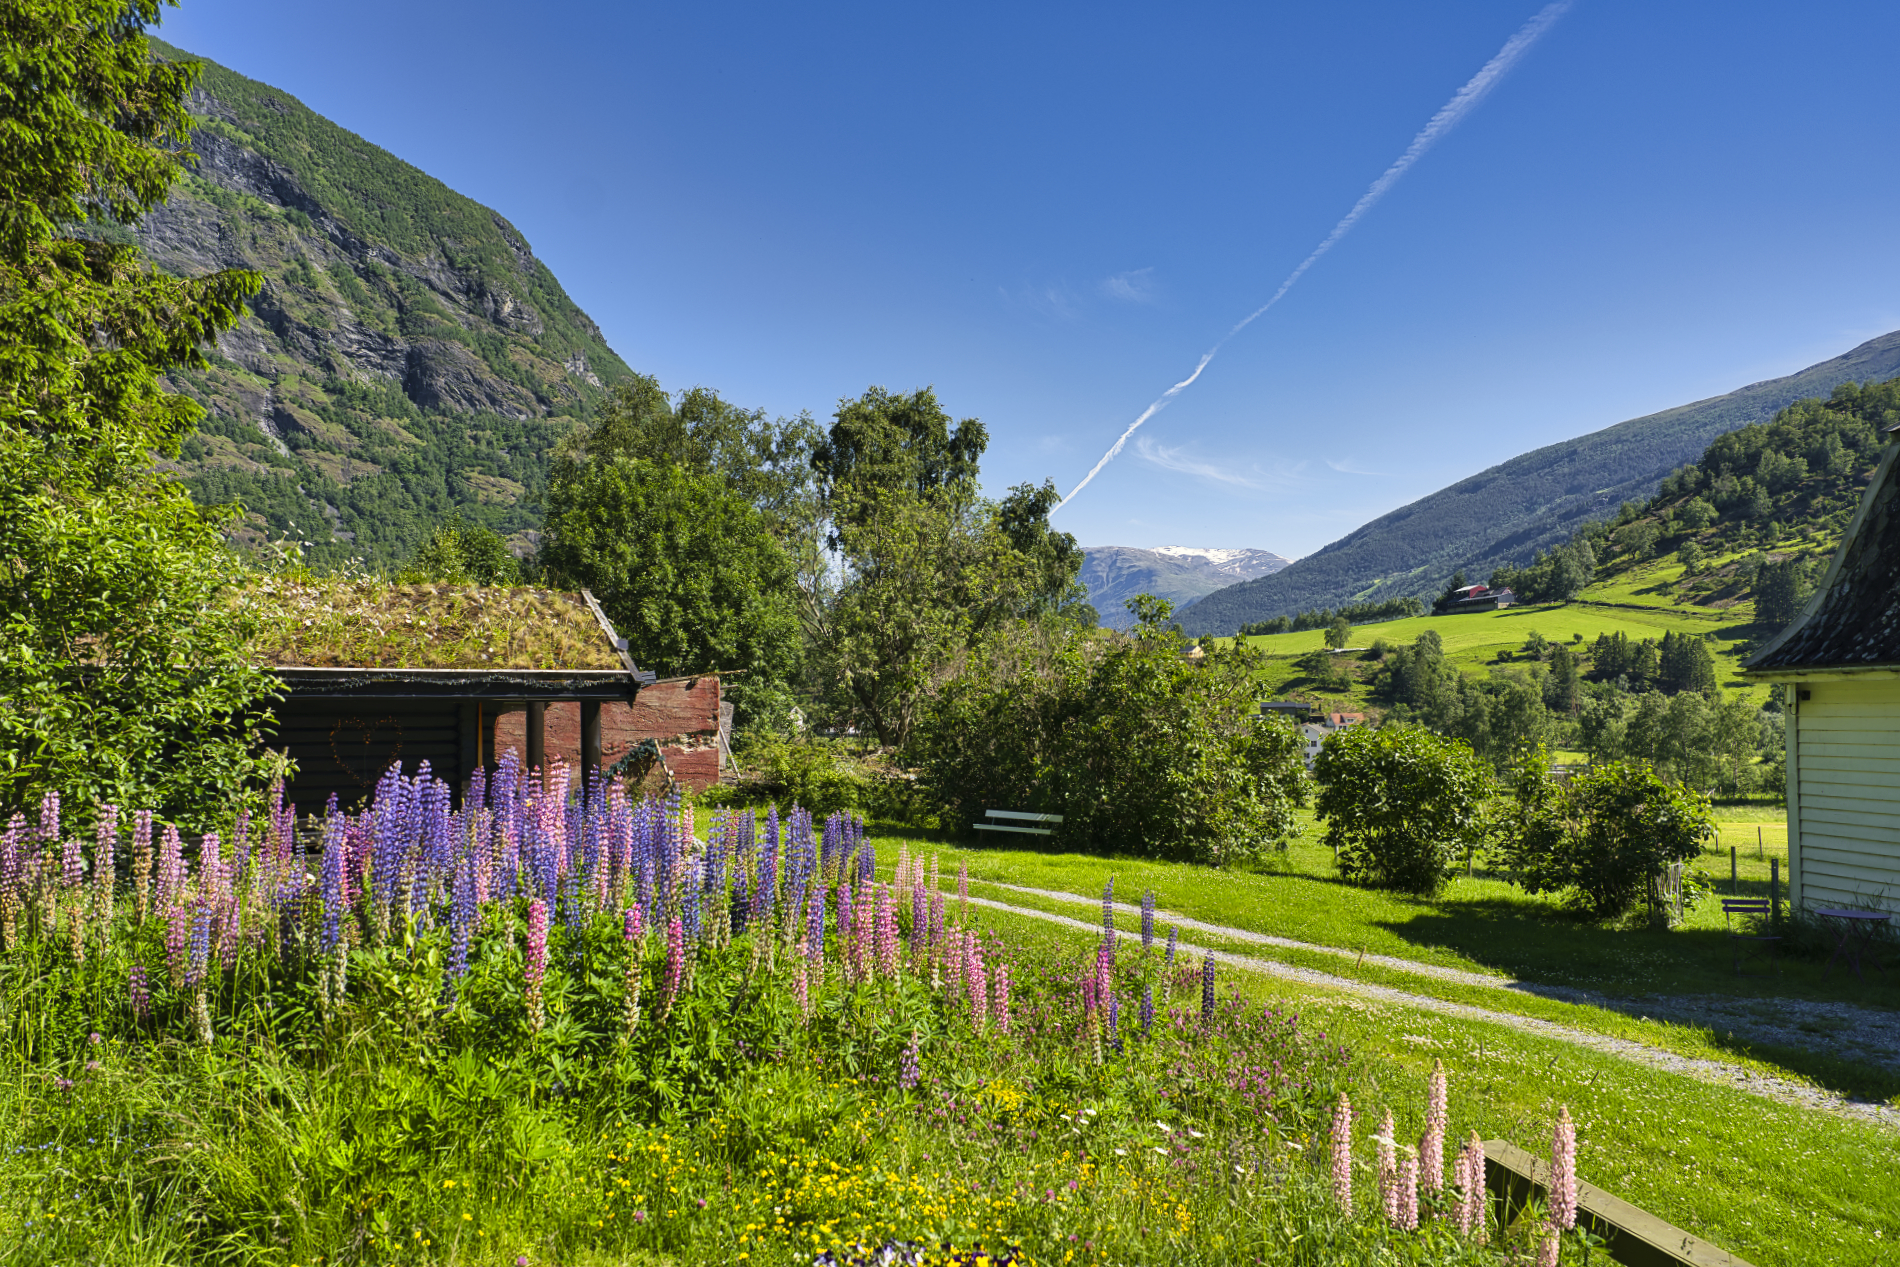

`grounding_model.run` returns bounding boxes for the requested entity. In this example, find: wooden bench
[1722,898,1780,977]
[972,809,1063,837]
